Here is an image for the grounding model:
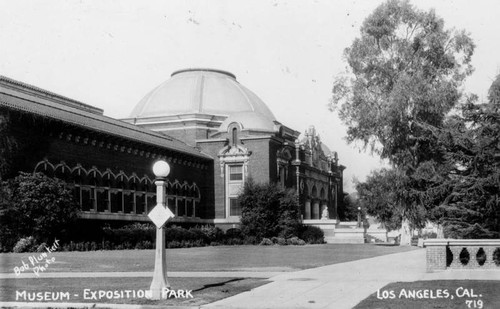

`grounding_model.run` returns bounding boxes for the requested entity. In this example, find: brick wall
[424,239,500,272]
[6,109,214,220]
[426,245,447,272]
